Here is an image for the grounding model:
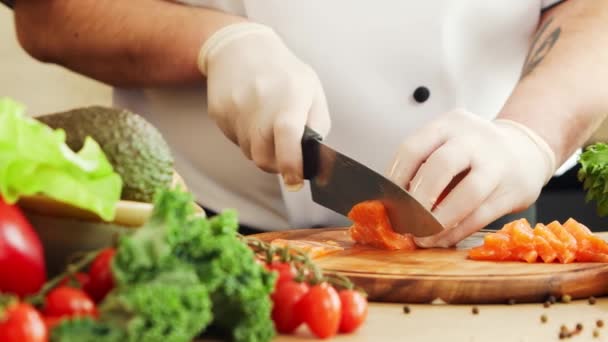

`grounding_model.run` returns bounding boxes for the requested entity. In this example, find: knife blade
[301,126,445,237]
